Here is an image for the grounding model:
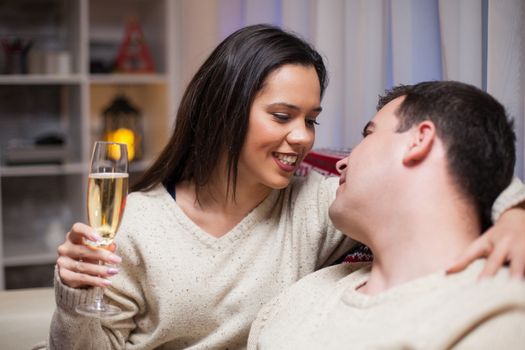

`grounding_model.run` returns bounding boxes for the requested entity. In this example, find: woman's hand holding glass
[57,222,121,289]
